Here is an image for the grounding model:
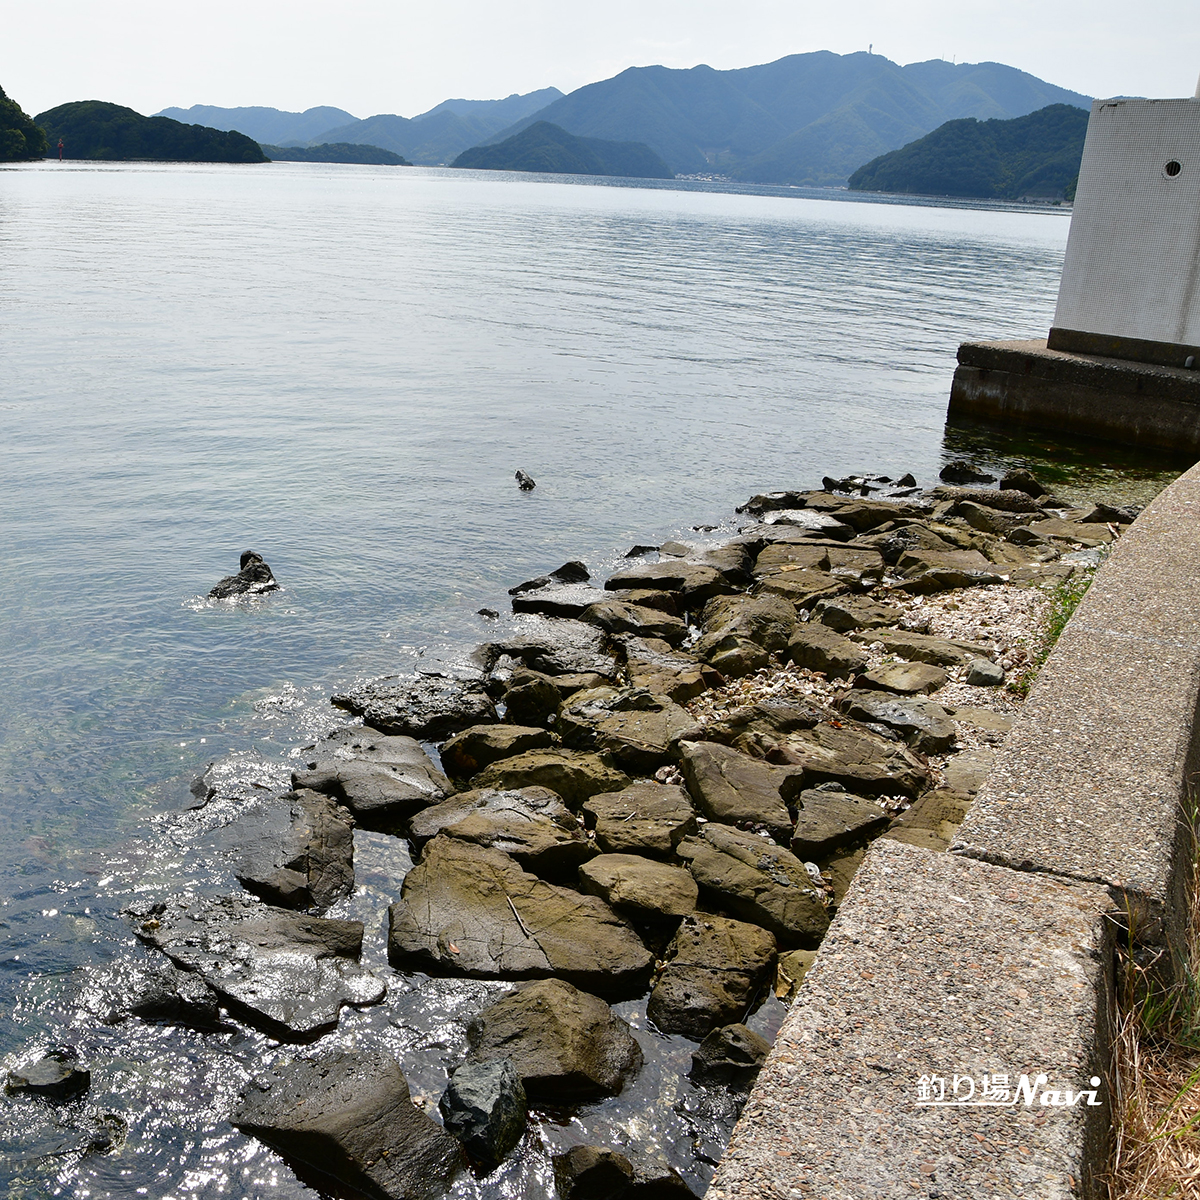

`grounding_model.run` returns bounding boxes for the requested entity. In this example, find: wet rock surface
[209,549,279,598]
[689,1023,771,1086]
[233,1050,462,1200]
[467,978,643,1102]
[438,1058,527,1170]
[6,1049,91,1101]
[332,673,498,740]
